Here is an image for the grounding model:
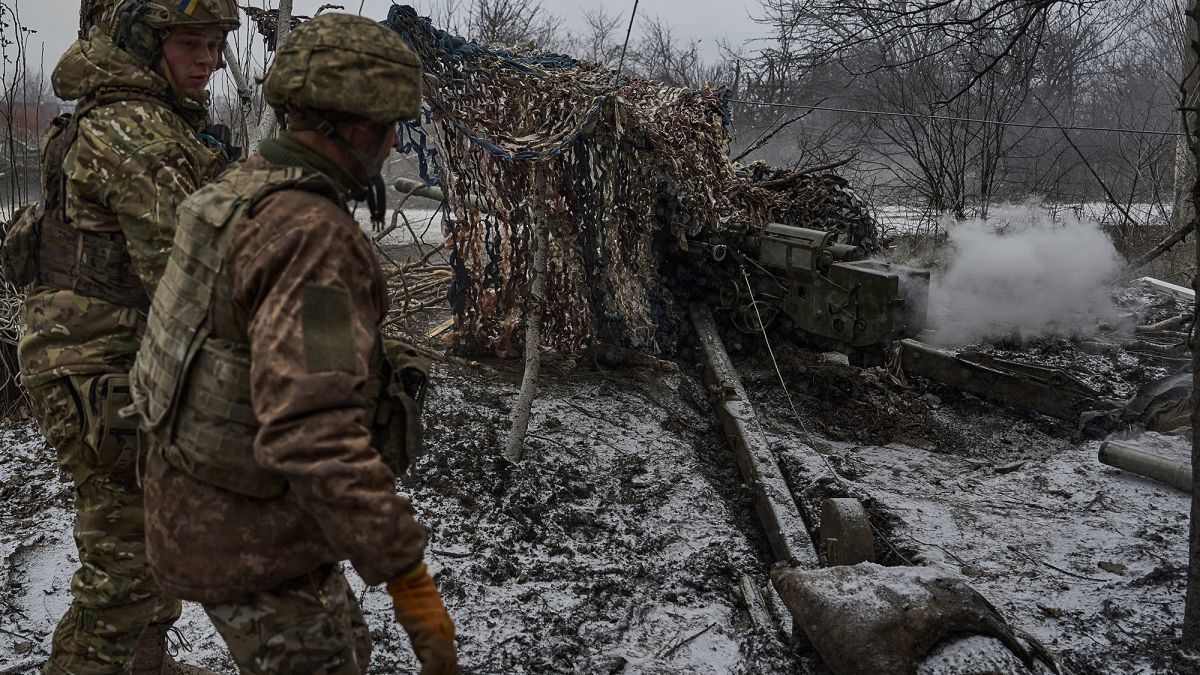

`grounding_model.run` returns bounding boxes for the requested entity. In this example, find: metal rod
[1099,441,1192,493]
